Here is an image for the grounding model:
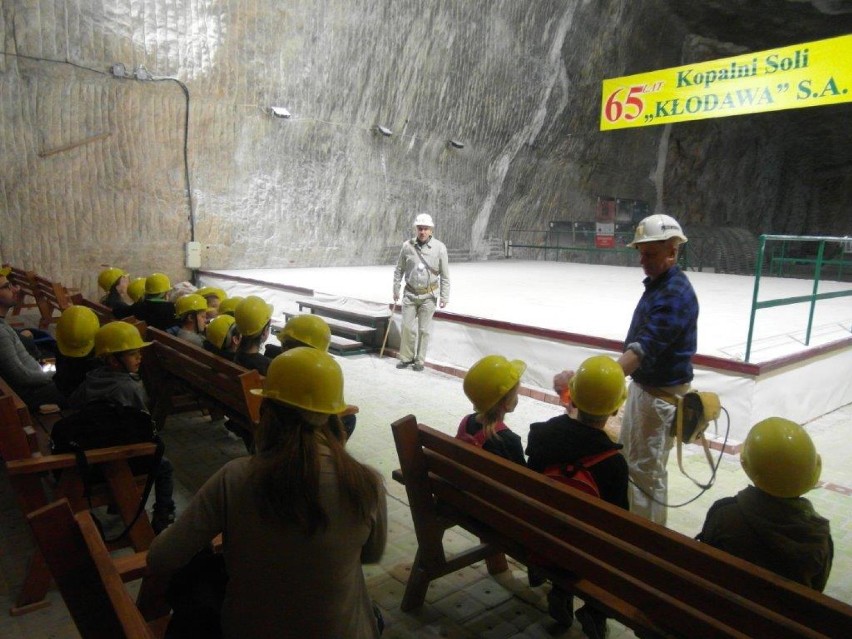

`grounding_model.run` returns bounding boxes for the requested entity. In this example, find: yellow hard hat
[463,355,526,413]
[94,321,152,356]
[569,355,627,417]
[145,272,171,295]
[98,267,127,292]
[174,293,208,318]
[127,277,147,303]
[252,347,346,414]
[741,417,822,498]
[206,314,237,350]
[196,286,227,302]
[218,296,243,317]
[56,306,100,357]
[277,314,331,351]
[234,295,273,338]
